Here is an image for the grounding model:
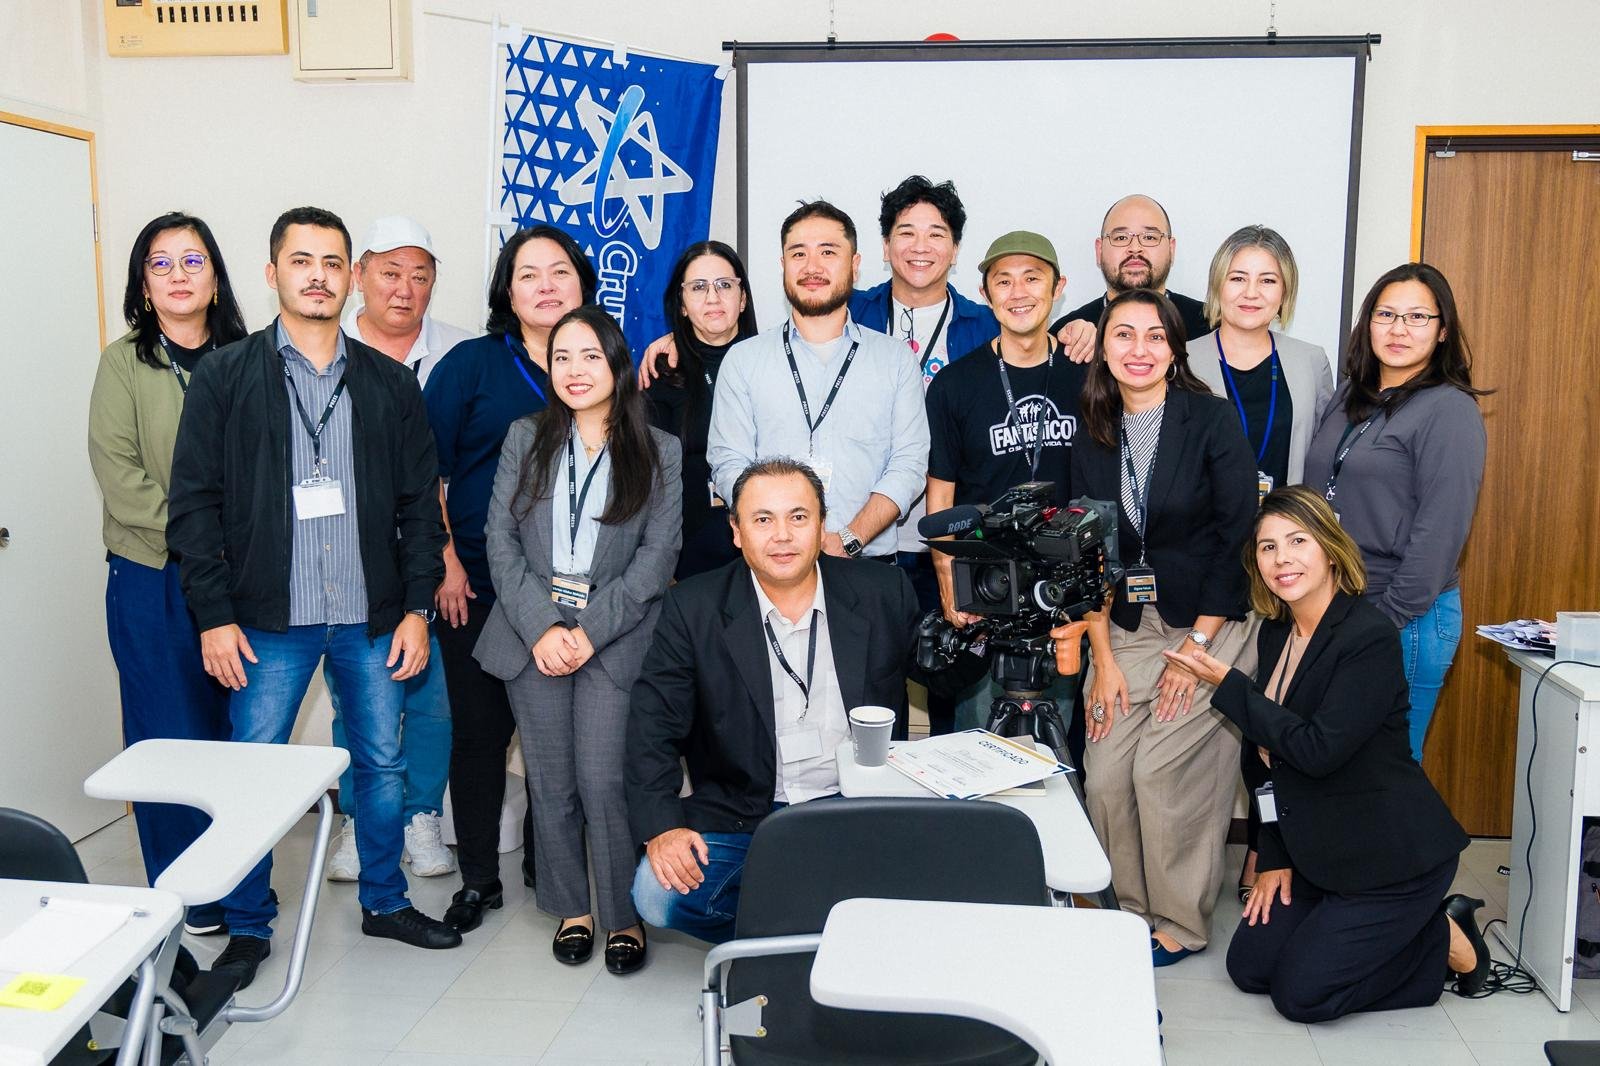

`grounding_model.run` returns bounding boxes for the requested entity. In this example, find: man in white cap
[325,217,475,882]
